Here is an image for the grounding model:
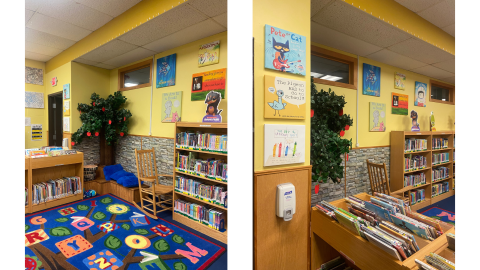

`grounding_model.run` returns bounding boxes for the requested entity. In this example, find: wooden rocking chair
[133,148,173,219]
[366,160,409,205]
